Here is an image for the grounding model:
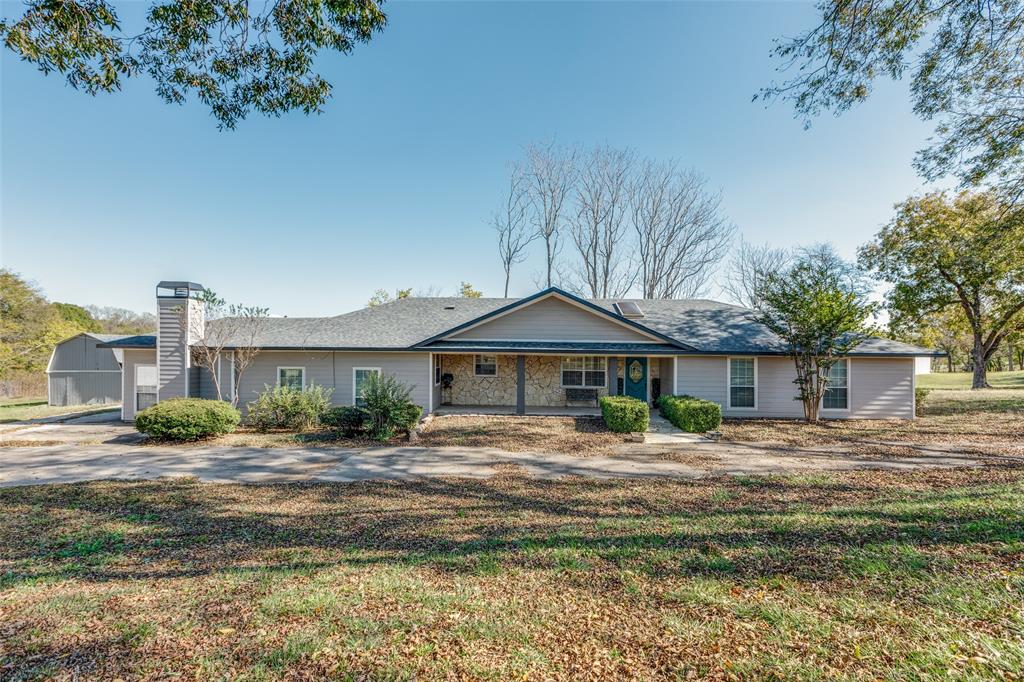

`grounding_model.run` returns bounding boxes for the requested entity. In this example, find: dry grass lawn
[0,398,117,424]
[721,390,1024,457]
[1,467,1022,680]
[417,415,627,456]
